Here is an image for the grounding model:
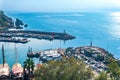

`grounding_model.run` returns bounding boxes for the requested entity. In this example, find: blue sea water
[1,12,120,67]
